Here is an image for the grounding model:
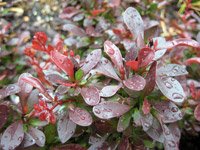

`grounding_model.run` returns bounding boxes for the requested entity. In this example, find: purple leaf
[93,102,130,119]
[123,75,146,91]
[194,104,200,121]
[88,135,108,150]
[117,136,130,150]
[69,107,93,126]
[0,84,21,100]
[28,127,45,147]
[104,40,125,79]
[143,62,157,96]
[27,89,39,110]
[138,47,154,68]
[168,123,181,143]
[81,49,102,74]
[62,24,86,37]
[59,7,80,19]
[0,105,9,129]
[57,112,76,143]
[158,64,188,77]
[141,113,153,131]
[94,57,121,81]
[0,121,24,150]
[156,74,185,103]
[100,84,122,97]
[45,72,68,85]
[22,133,35,148]
[123,7,144,40]
[81,86,100,106]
